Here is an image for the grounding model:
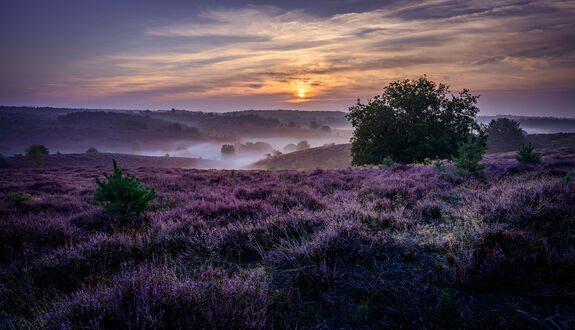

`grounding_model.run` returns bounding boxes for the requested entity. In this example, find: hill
[251,133,575,169]
[250,143,352,169]
[5,152,223,169]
